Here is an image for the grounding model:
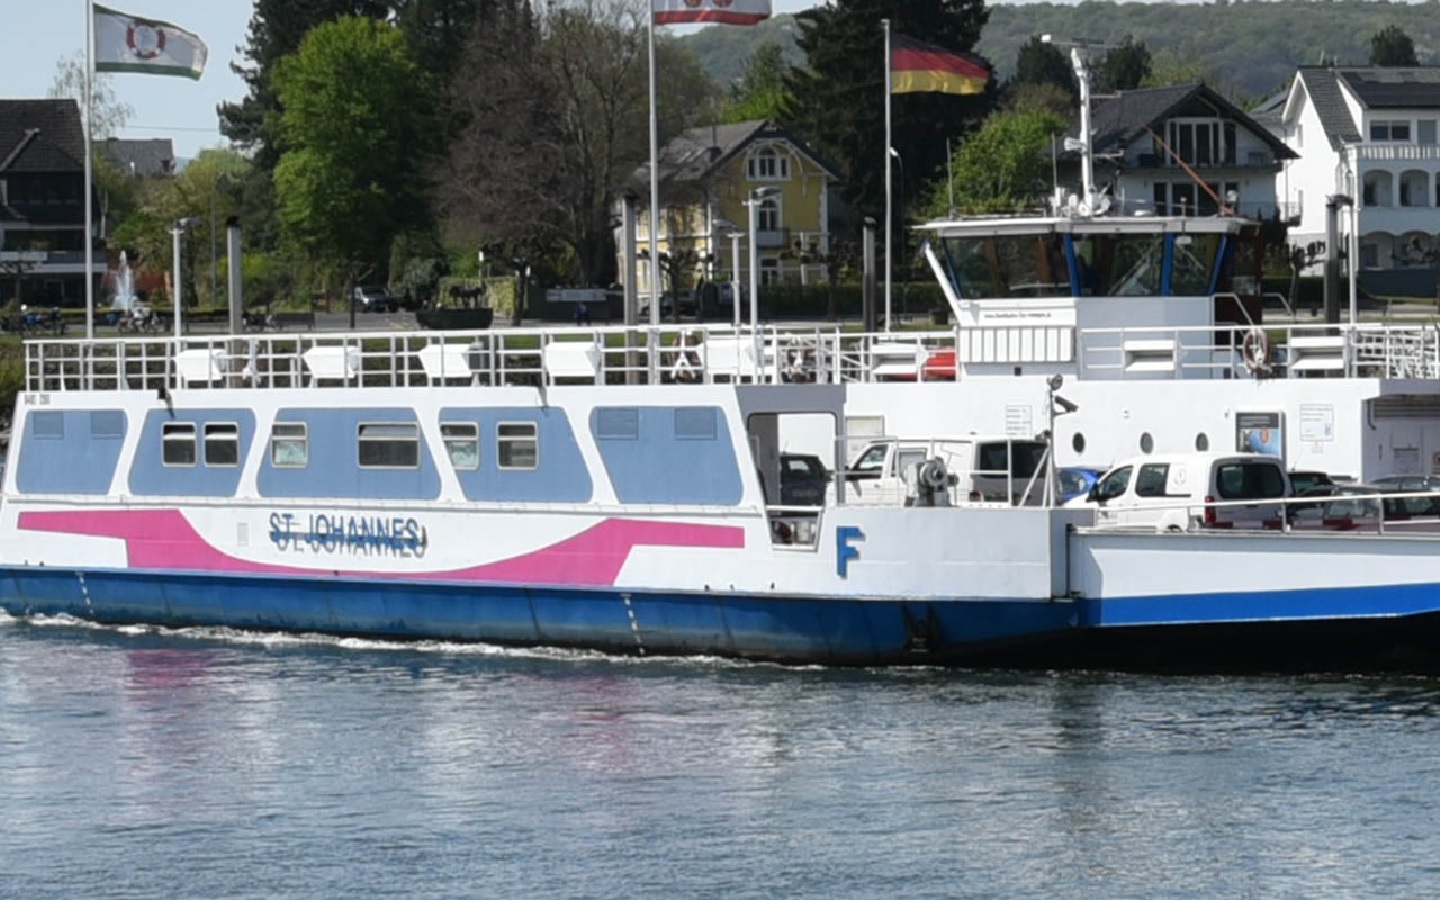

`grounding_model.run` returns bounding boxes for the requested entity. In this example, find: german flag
[890,34,990,96]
